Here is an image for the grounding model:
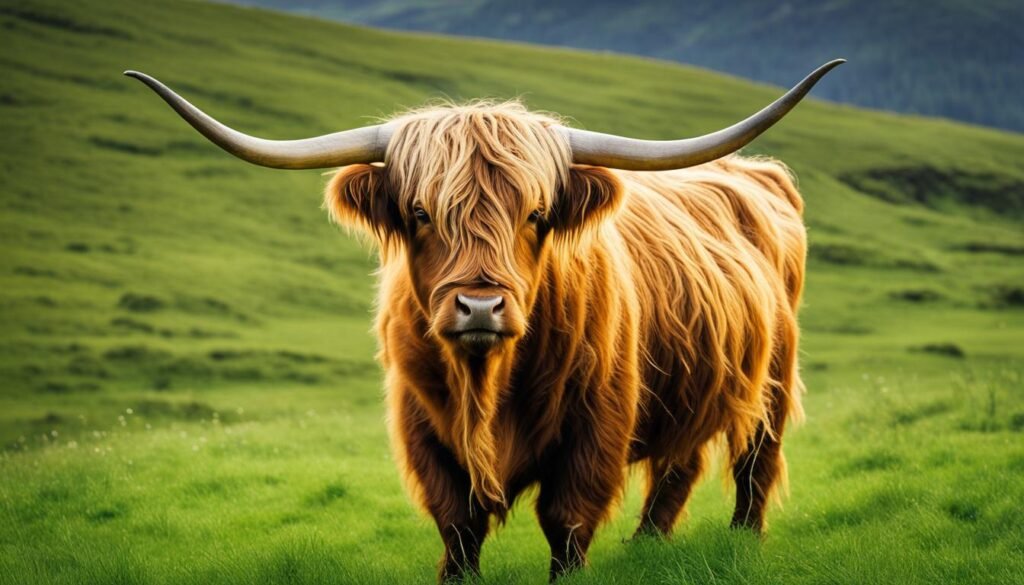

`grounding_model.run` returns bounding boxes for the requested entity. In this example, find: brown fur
[324,101,806,582]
